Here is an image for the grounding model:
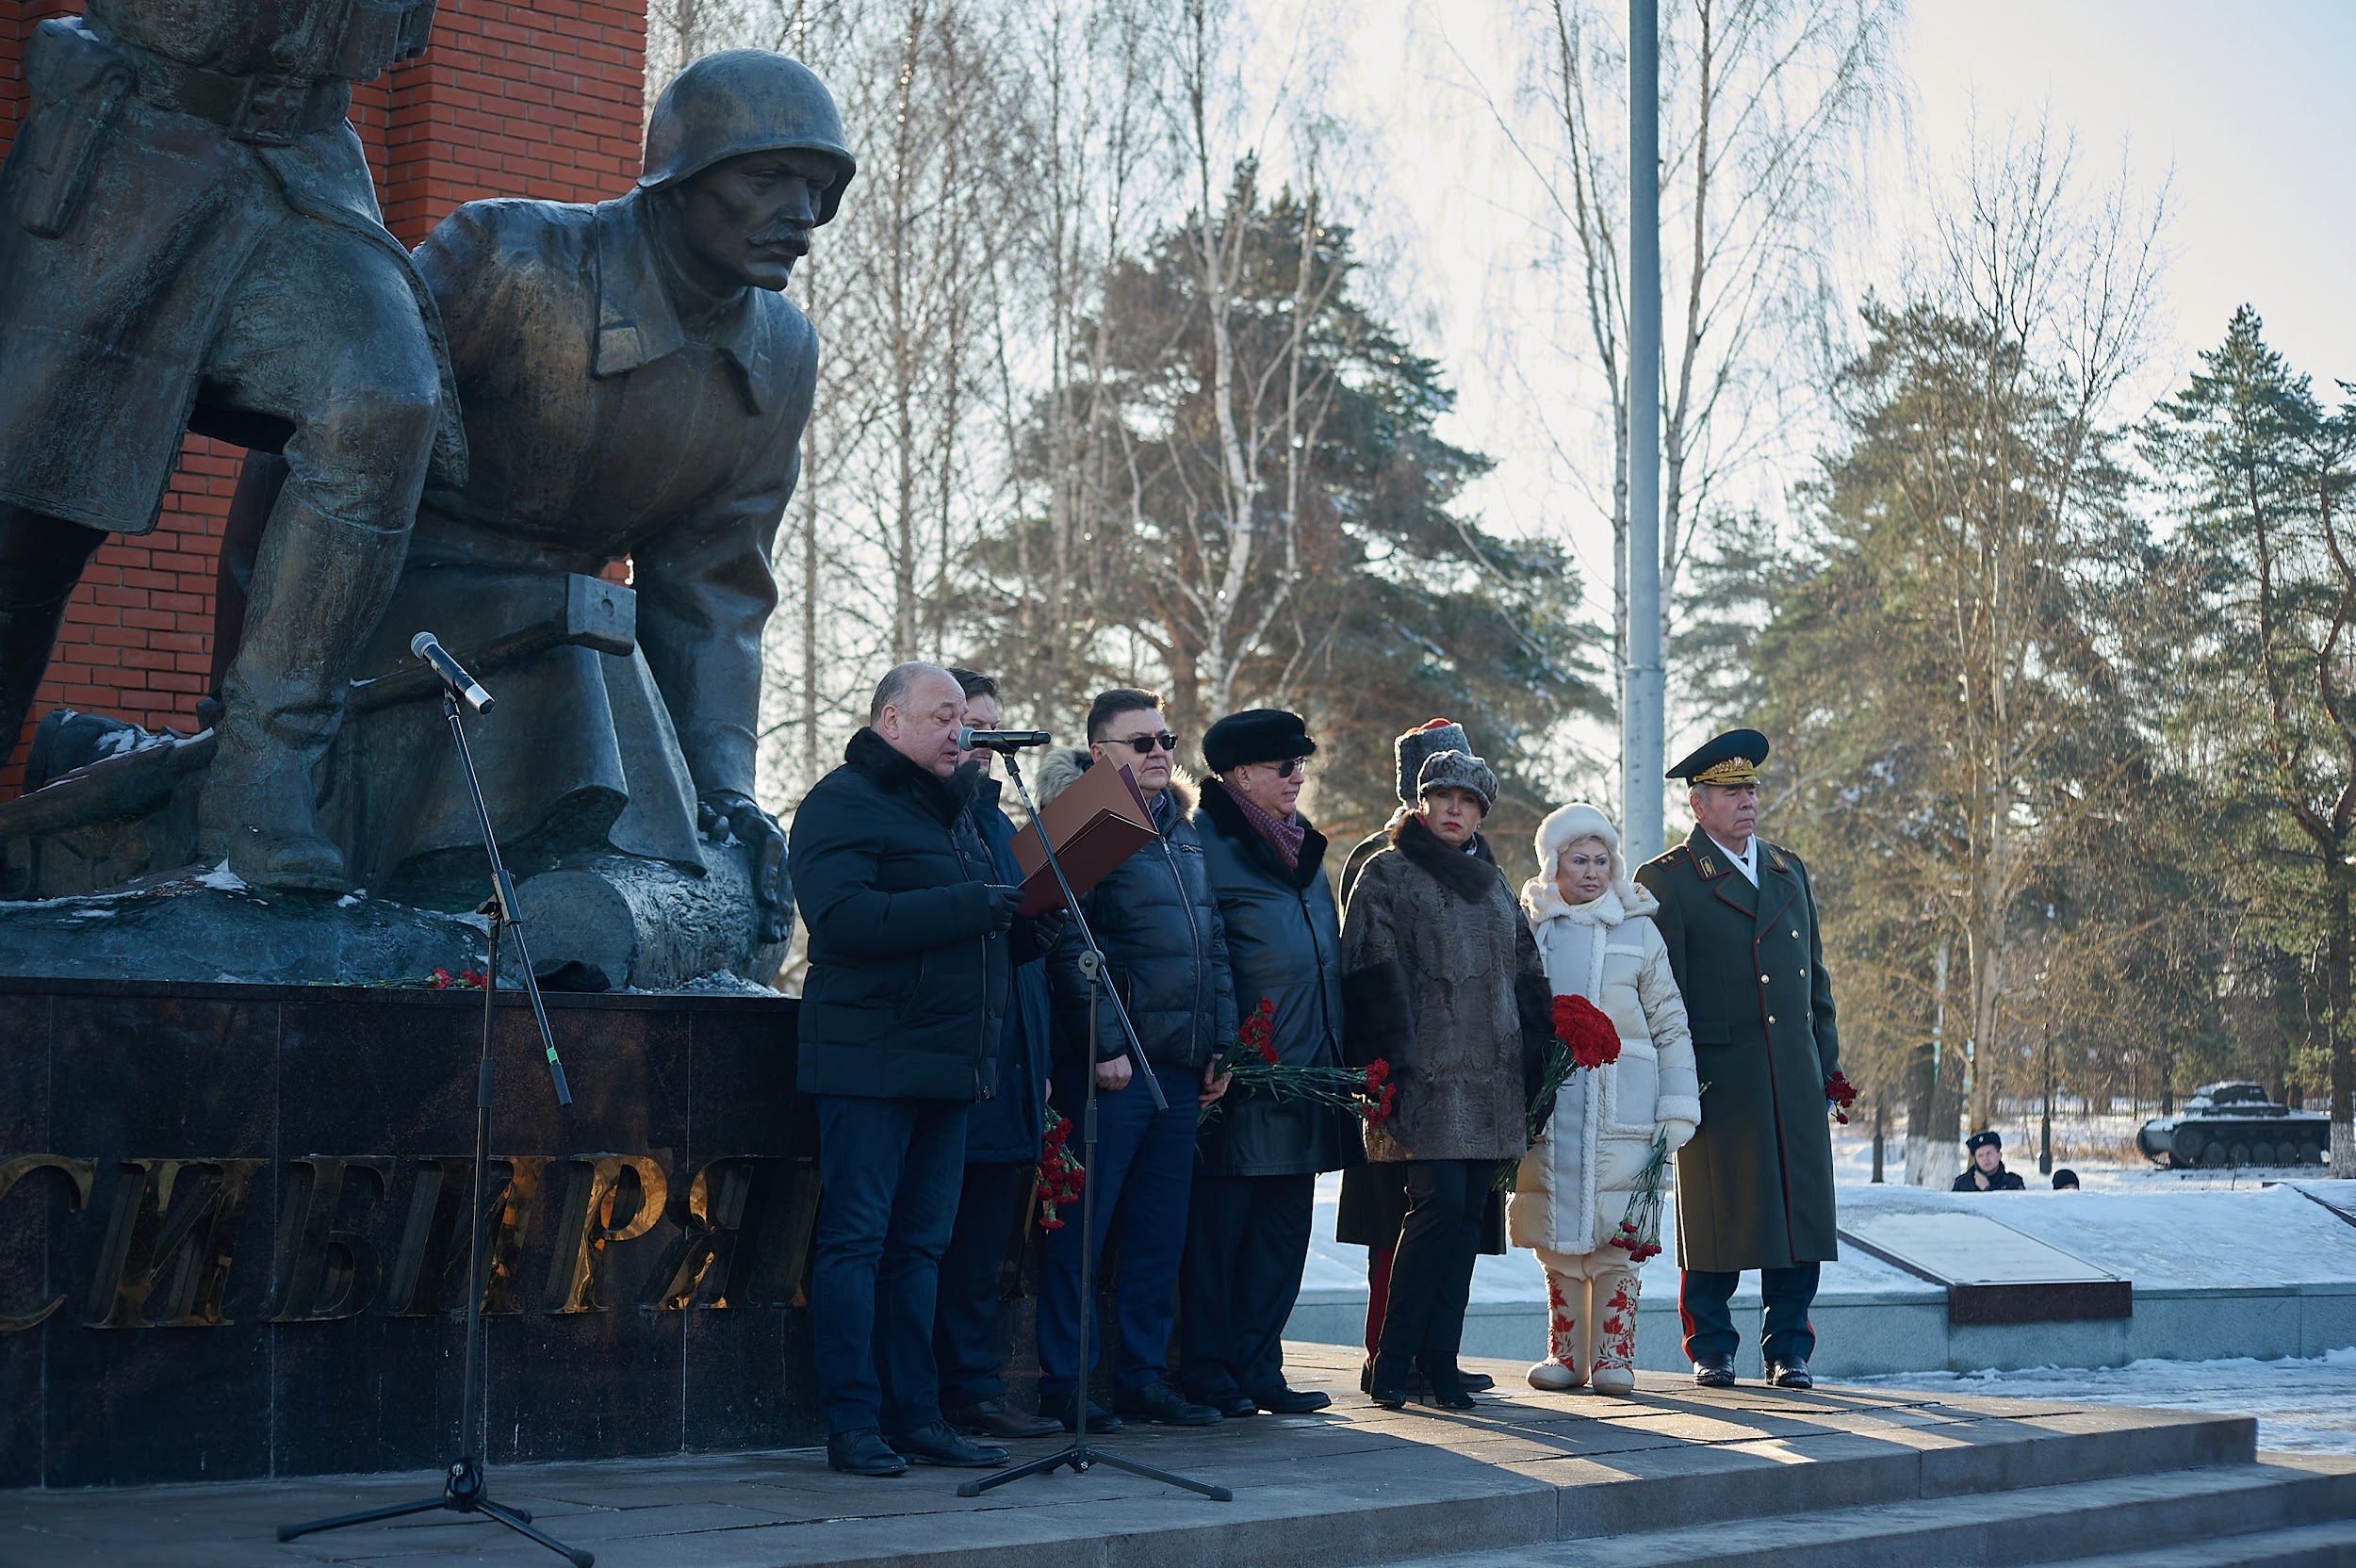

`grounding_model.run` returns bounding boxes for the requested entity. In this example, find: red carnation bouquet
[1607,1131,1672,1261]
[1035,1111,1085,1231]
[1824,1070,1859,1125]
[1202,997,1394,1128]
[1497,993,1628,1191]
[1552,993,1622,1070]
